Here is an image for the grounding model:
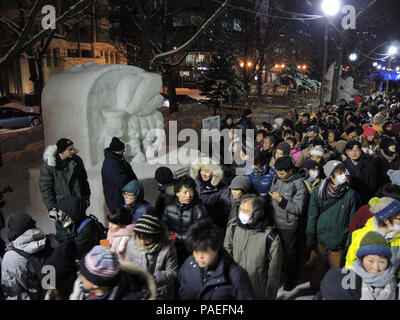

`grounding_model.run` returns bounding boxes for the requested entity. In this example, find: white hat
[274,118,284,127]
[310,145,325,157]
